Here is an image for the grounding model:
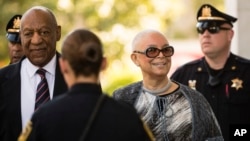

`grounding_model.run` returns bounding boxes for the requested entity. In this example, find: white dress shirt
[21,55,56,129]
